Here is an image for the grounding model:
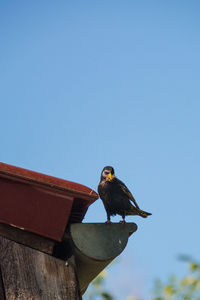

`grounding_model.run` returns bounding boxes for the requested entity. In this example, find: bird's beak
[106,173,114,181]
